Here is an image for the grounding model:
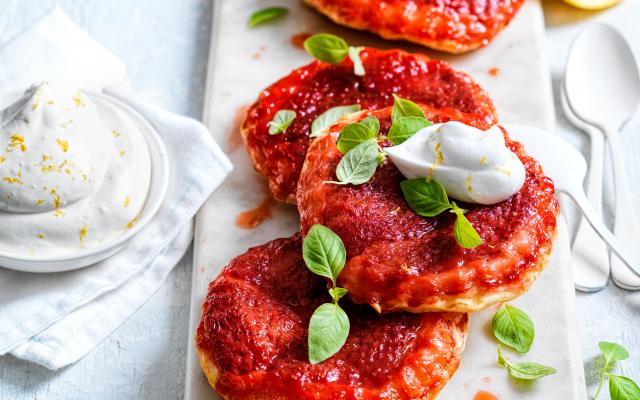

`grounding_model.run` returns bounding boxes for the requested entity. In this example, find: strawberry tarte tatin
[196,234,469,399]
[296,107,559,313]
[242,48,497,203]
[303,0,526,53]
